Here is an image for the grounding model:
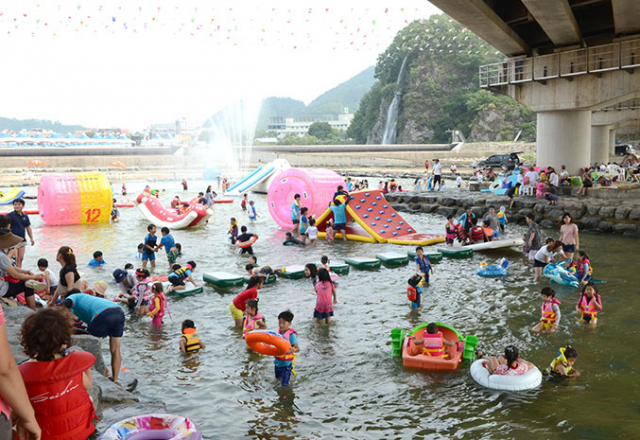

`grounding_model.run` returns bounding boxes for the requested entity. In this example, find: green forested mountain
[254,97,307,133]
[347,15,536,144]
[0,116,85,133]
[305,66,376,116]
